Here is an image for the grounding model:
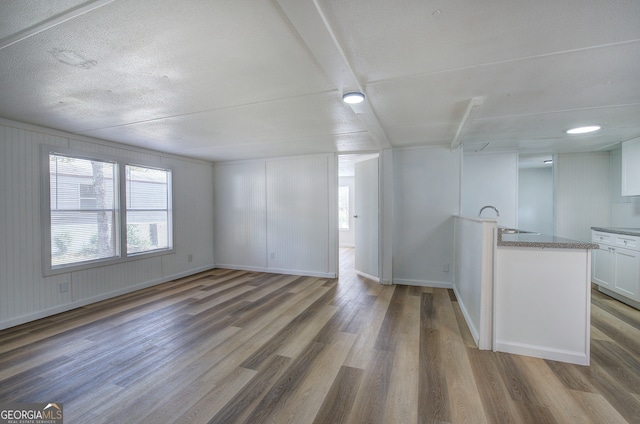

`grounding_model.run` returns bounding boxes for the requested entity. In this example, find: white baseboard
[494,340,590,366]
[0,264,216,331]
[214,263,336,279]
[598,286,640,310]
[452,286,482,349]
[392,278,454,289]
[354,270,380,283]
